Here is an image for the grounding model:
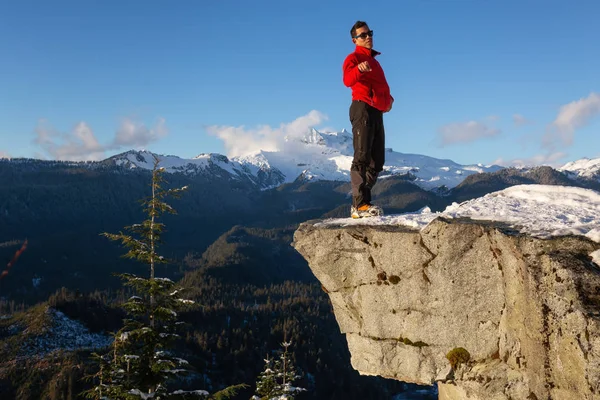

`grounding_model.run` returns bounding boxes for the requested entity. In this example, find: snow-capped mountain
[559,157,600,182]
[102,149,285,189]
[241,127,502,190]
[103,129,504,192]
